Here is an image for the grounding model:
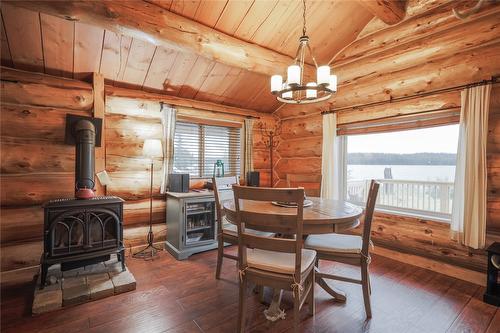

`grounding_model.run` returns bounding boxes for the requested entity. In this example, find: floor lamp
[133,138,164,259]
